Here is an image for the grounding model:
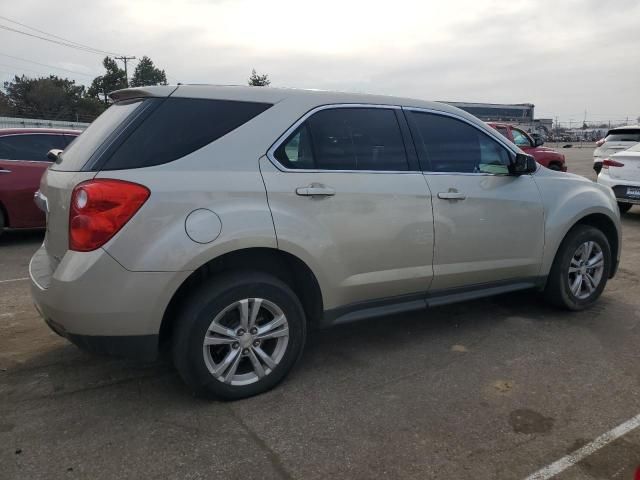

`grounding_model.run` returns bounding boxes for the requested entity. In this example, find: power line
[0,23,127,57]
[0,52,96,77]
[0,14,121,55]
